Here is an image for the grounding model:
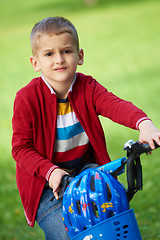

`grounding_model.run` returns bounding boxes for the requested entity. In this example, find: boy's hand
[139,120,160,149]
[49,168,69,200]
